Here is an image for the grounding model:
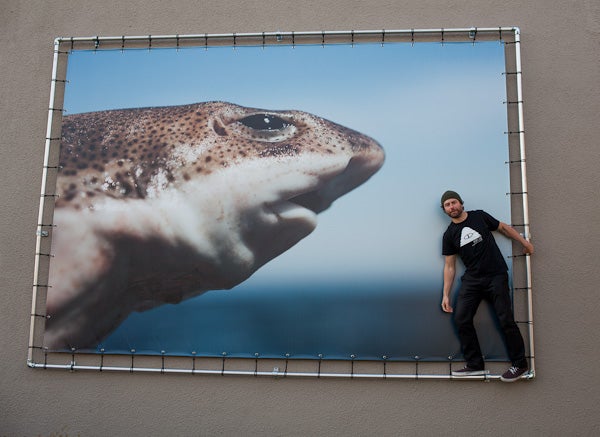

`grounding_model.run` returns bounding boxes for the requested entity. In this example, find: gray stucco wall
[1,1,599,435]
